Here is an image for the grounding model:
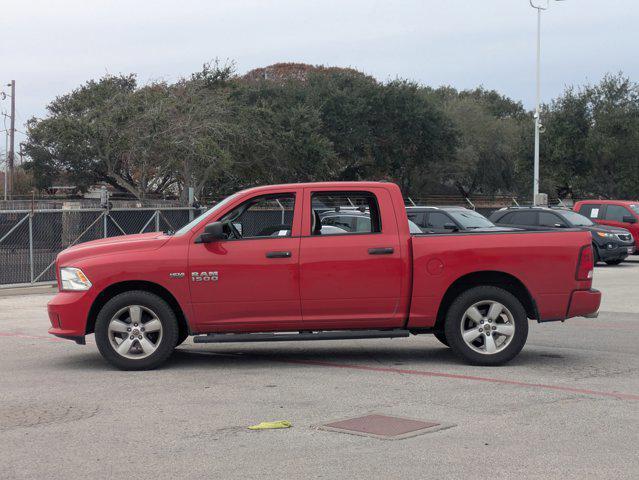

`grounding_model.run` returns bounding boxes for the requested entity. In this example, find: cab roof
[574,199,638,205]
